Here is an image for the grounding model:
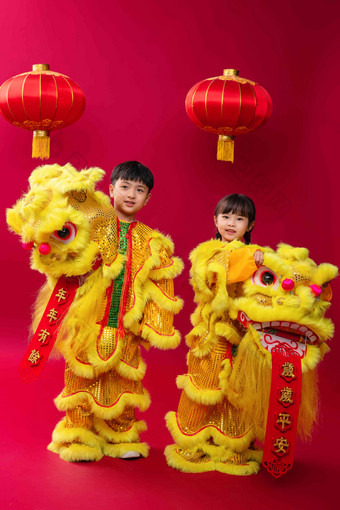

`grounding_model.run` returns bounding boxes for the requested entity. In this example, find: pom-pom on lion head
[6,164,117,279]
